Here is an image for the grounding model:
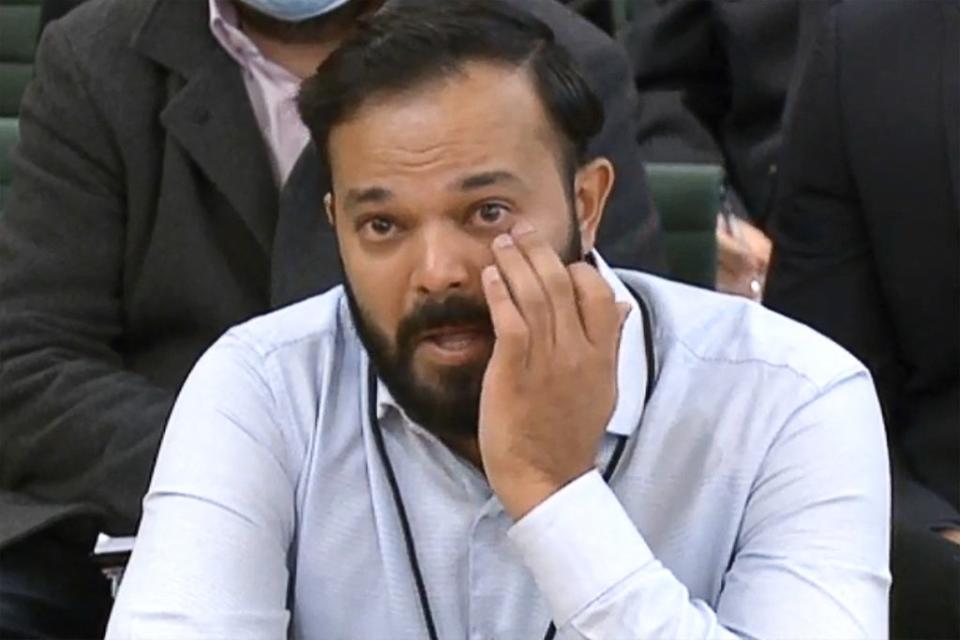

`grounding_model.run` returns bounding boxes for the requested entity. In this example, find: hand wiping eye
[478,222,627,520]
